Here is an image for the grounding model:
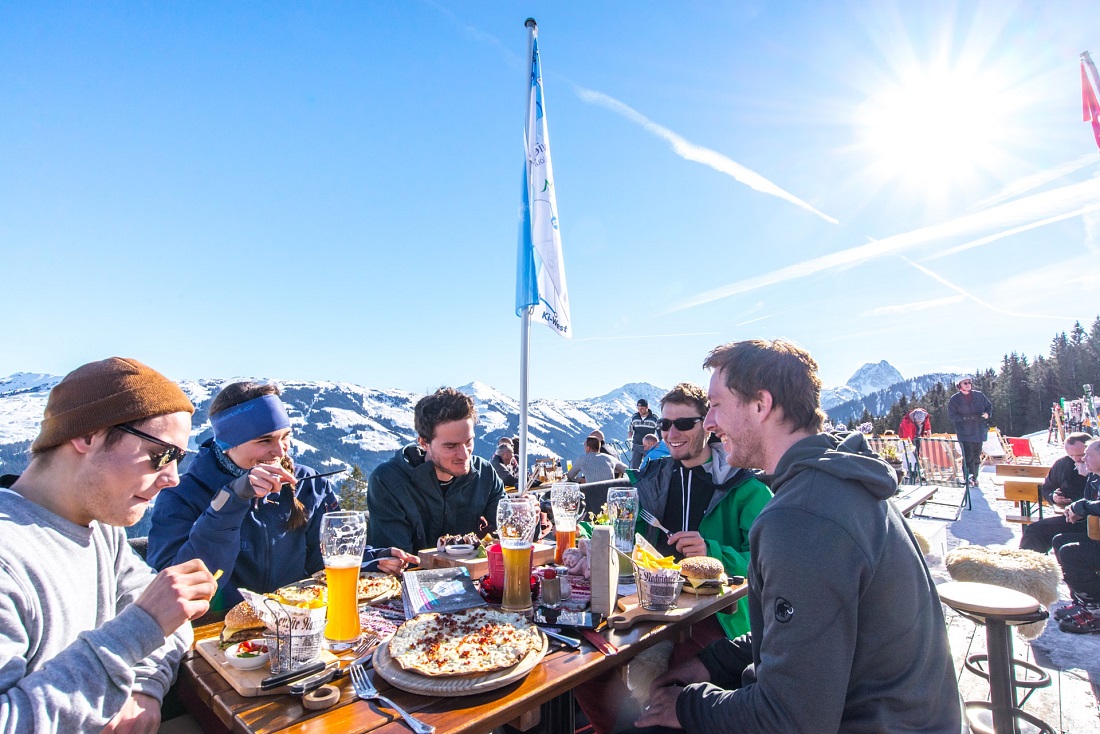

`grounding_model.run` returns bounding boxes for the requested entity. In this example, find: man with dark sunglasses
[0,357,218,732]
